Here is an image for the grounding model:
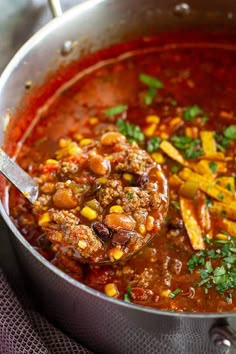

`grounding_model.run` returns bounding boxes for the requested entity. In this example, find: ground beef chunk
[116,187,150,213]
[33,194,51,213]
[63,224,102,258]
[49,209,79,225]
[60,161,79,176]
[115,148,153,175]
[131,268,155,288]
[97,179,123,207]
